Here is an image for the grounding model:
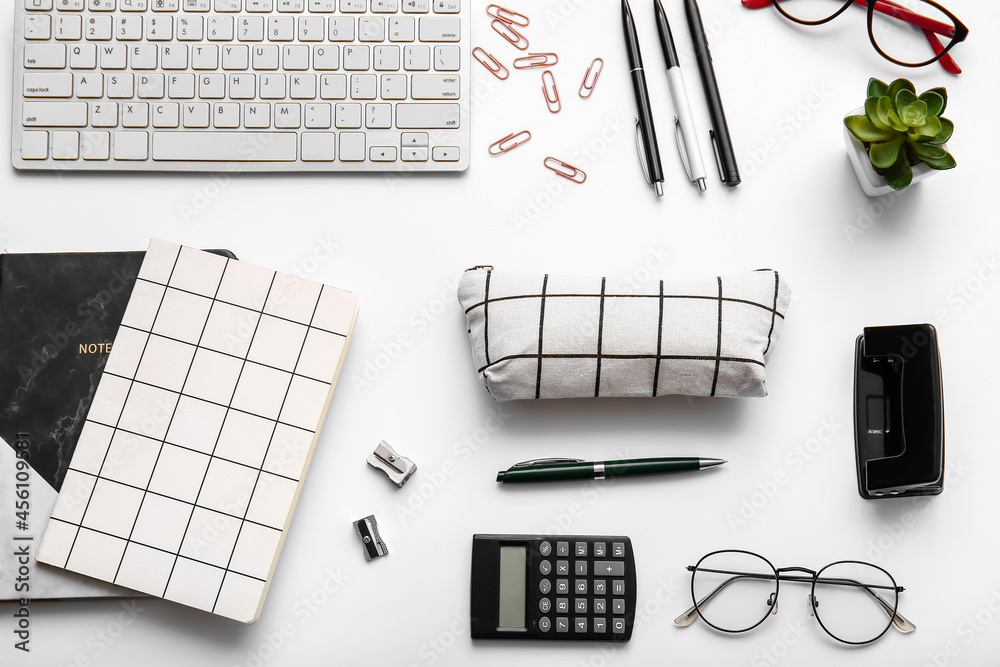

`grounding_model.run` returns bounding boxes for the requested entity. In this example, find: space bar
[152,132,297,161]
